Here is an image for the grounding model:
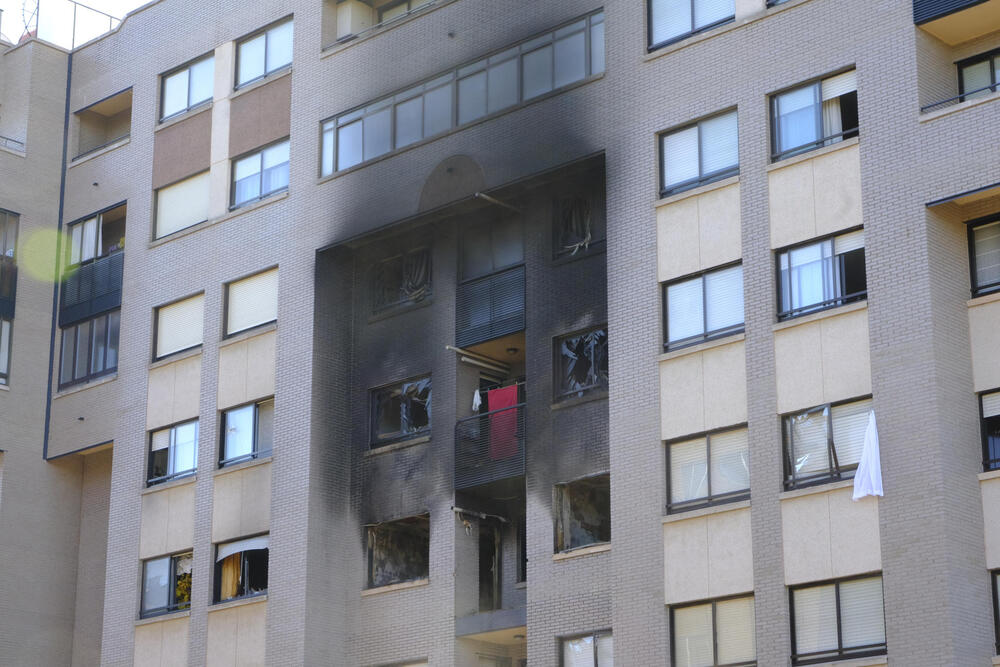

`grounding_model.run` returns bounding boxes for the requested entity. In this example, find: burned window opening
[479,521,502,612]
[213,535,269,603]
[556,328,608,399]
[554,194,605,258]
[554,474,610,552]
[372,248,432,313]
[366,515,431,589]
[371,376,432,446]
